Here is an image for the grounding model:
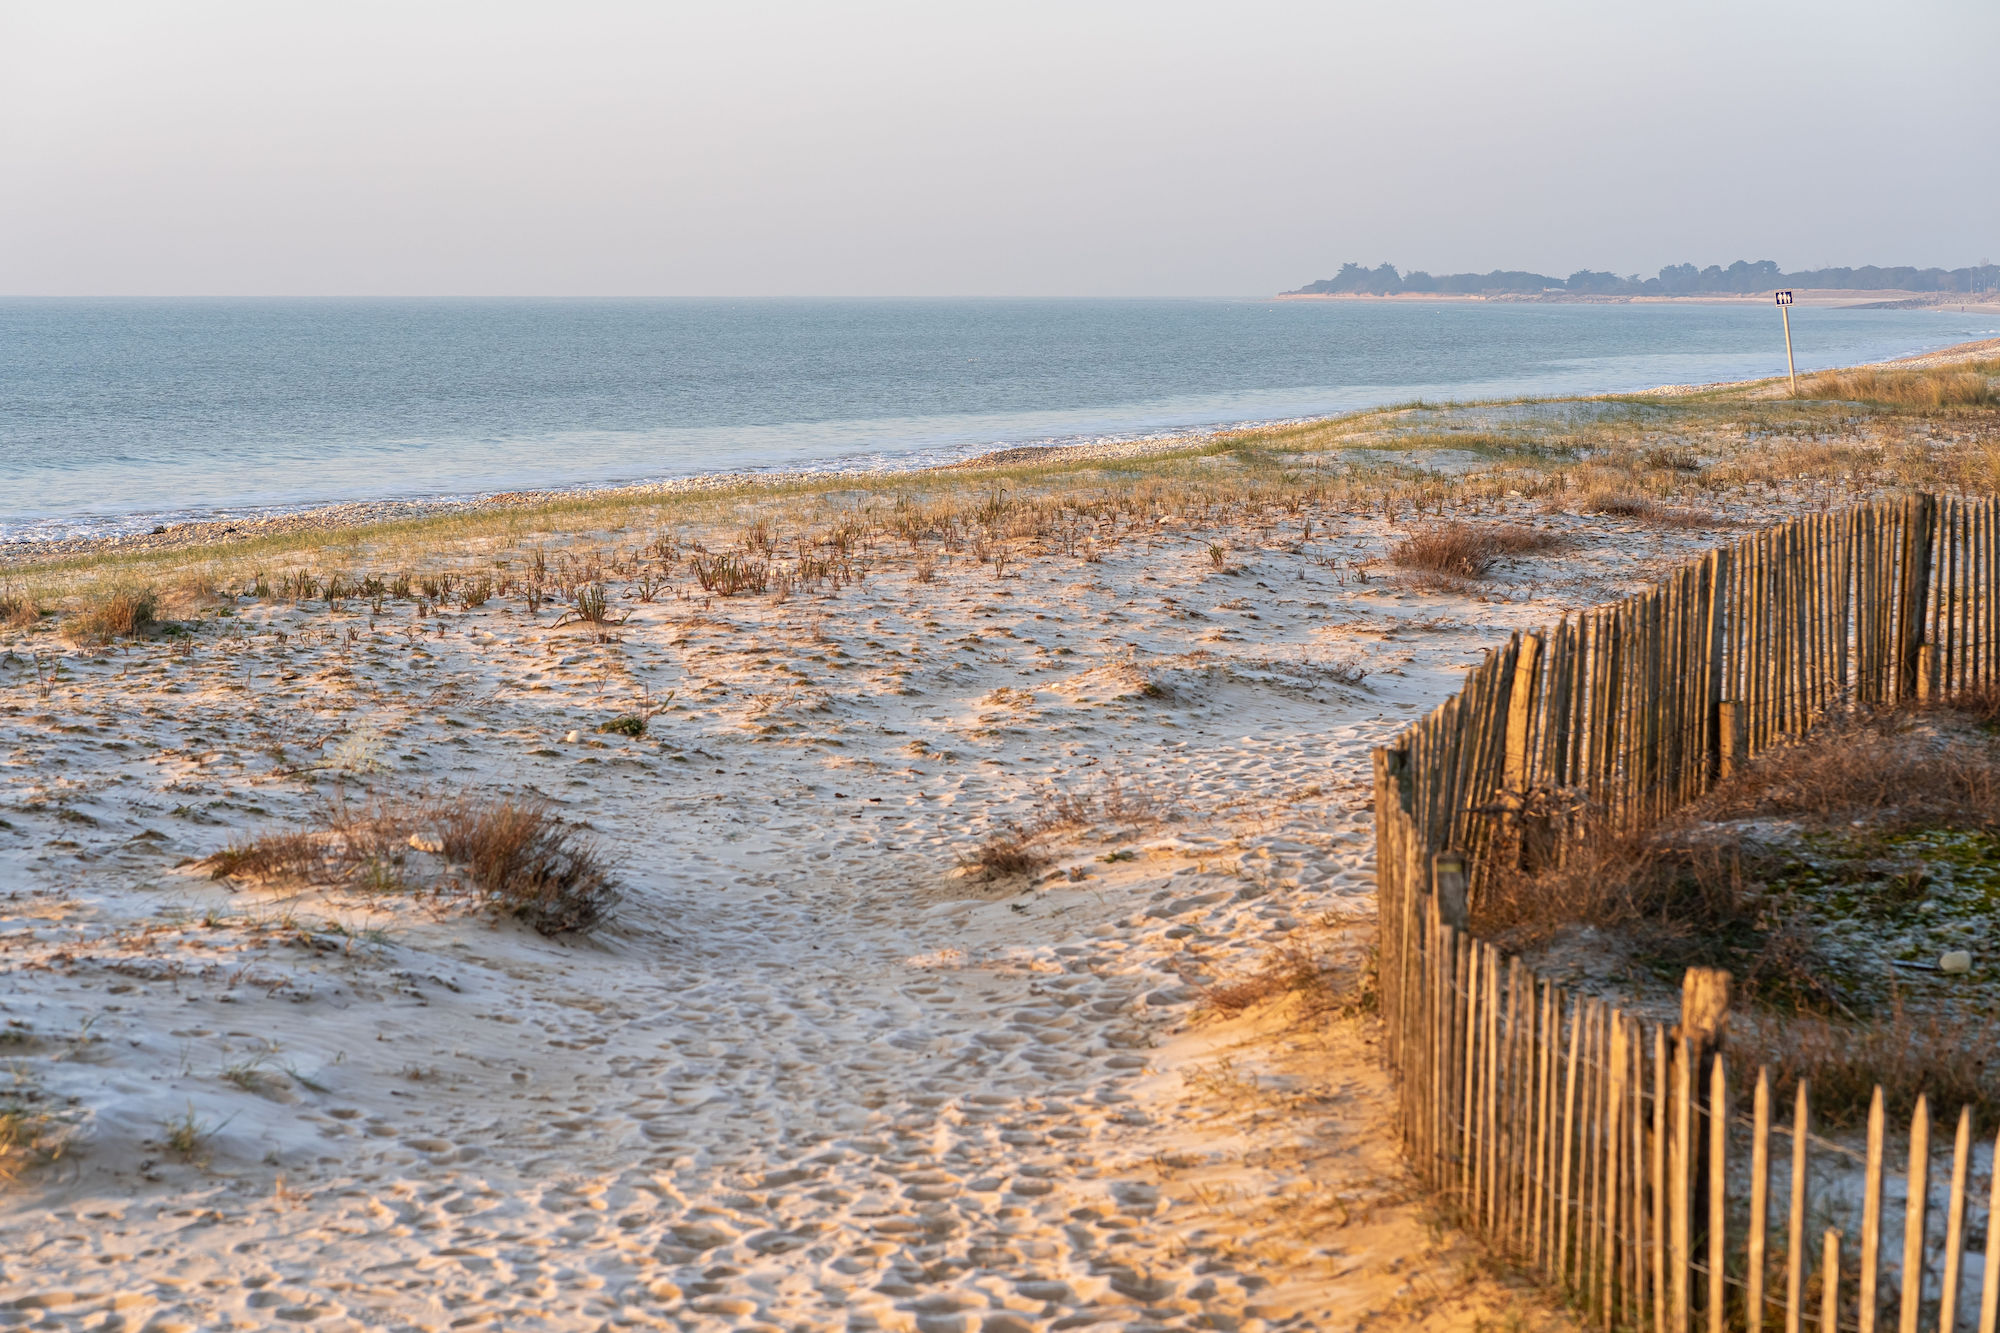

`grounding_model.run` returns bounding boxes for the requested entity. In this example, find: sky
[2,0,1995,298]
